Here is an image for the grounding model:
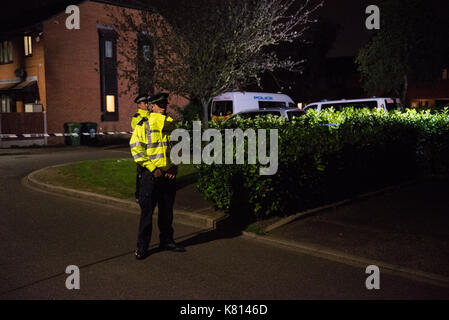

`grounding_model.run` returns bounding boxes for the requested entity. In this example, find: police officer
[132,94,151,203]
[130,92,185,260]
